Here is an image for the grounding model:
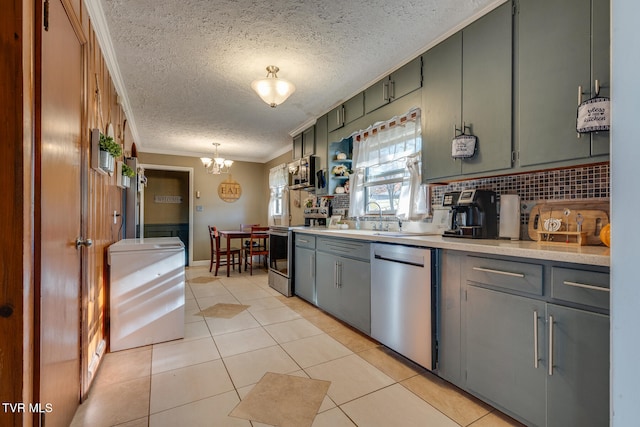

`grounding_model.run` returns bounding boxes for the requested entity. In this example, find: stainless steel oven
[268,226,293,296]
